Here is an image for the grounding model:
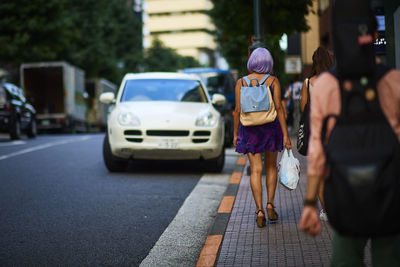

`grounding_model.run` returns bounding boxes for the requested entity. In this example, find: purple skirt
[235,119,283,154]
